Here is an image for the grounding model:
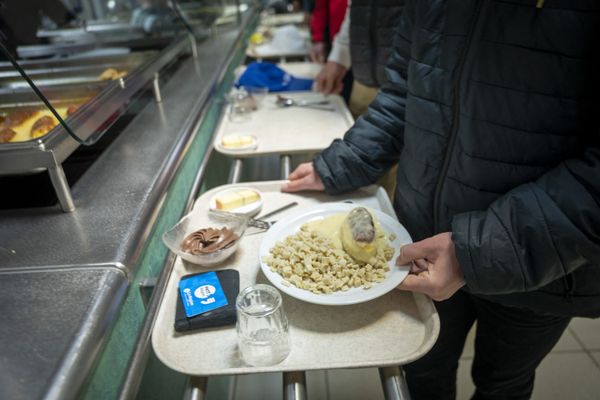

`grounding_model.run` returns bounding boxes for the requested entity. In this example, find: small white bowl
[162,212,246,267]
[218,134,259,151]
